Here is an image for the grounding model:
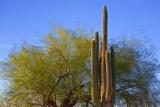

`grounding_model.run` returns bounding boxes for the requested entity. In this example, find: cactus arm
[91,39,96,105]
[111,46,116,106]
[105,50,112,102]
[95,32,99,87]
[94,32,101,107]
[91,39,100,107]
